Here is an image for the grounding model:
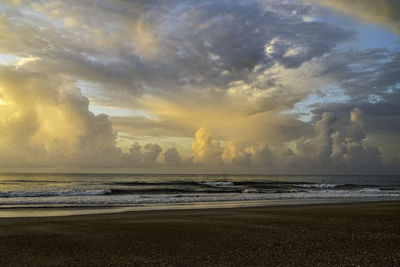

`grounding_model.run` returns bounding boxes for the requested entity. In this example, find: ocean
[0,173,399,217]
